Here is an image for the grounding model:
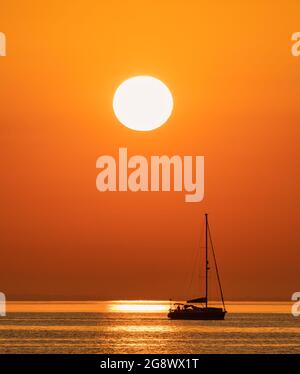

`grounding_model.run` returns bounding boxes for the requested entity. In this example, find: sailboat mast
[205,213,208,308]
